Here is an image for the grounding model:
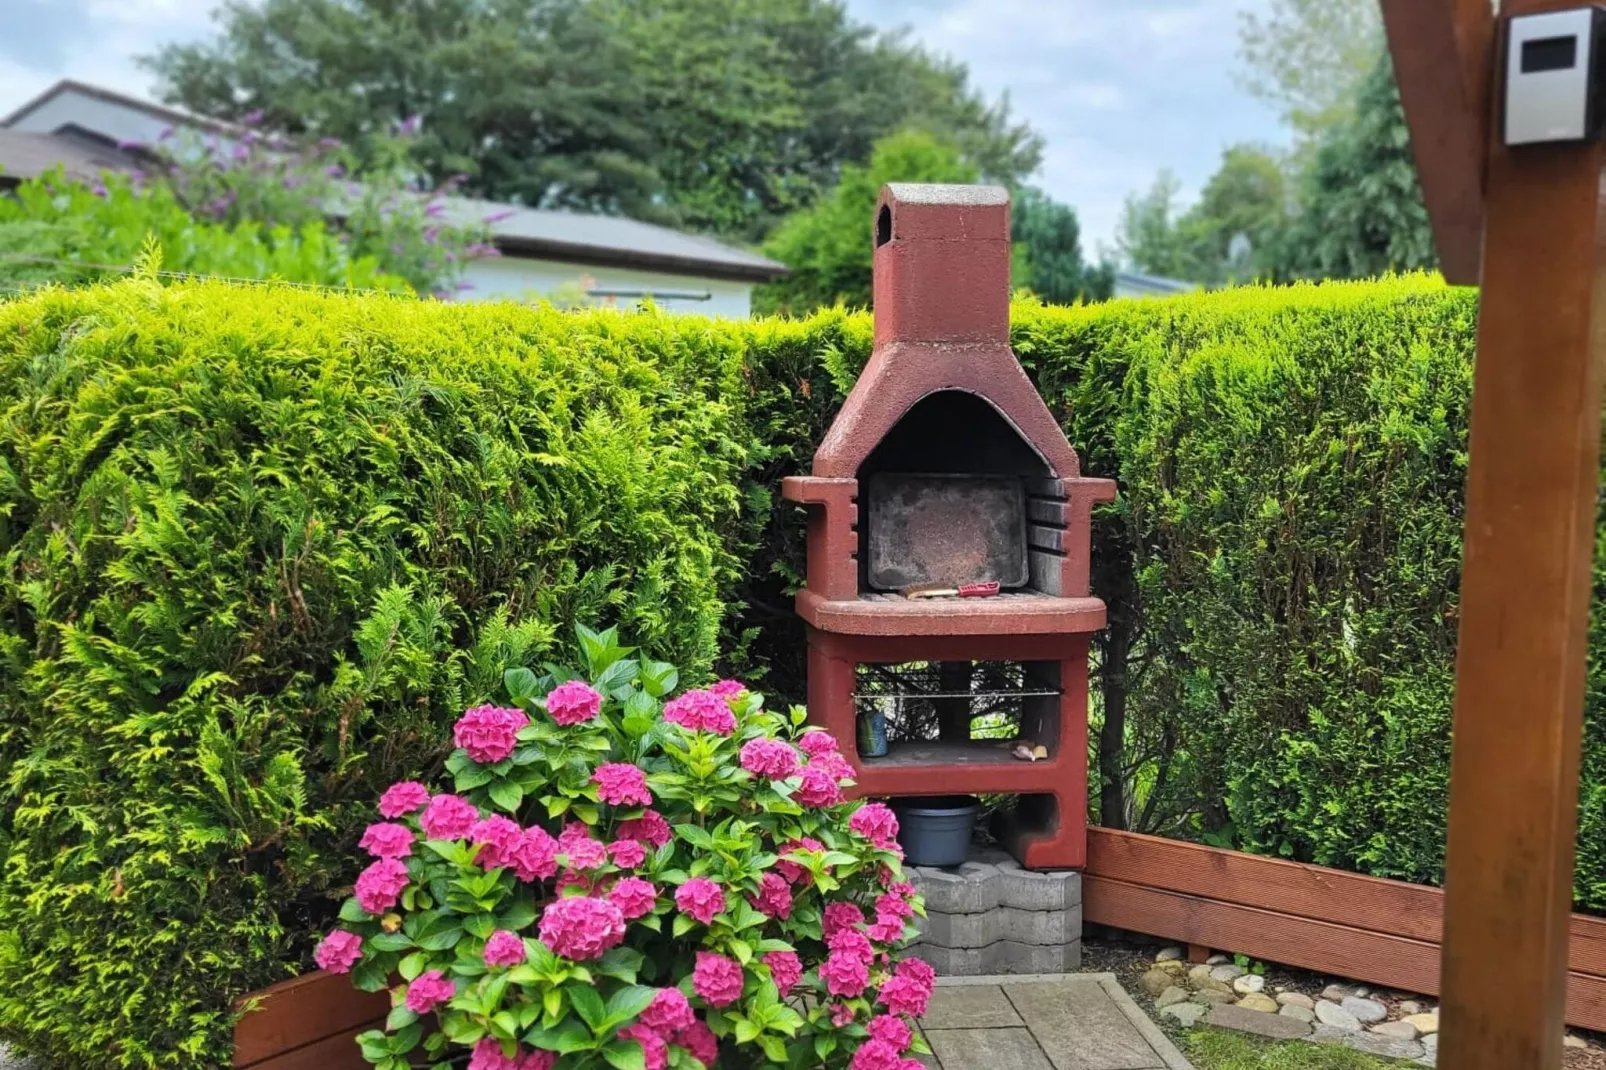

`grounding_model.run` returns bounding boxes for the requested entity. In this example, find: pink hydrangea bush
[329,624,927,1070]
